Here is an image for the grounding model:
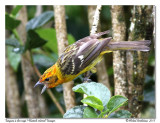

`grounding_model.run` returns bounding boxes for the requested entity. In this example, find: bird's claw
[83,78,92,83]
[83,78,92,82]
[83,71,92,82]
